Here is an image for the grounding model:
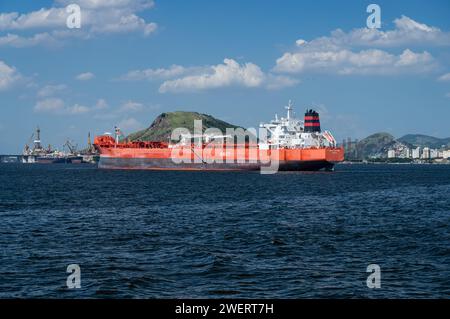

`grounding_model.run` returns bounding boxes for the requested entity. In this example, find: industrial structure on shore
[18,127,99,164]
[387,145,450,162]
